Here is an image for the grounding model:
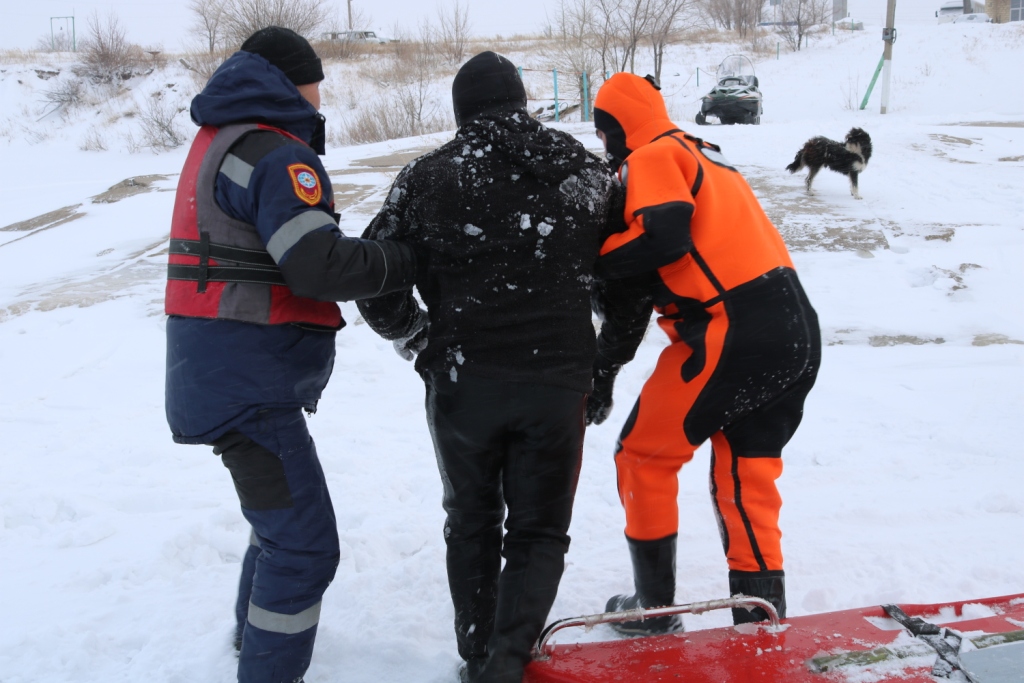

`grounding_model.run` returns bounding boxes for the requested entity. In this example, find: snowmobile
[523,592,1024,682]
[695,54,763,125]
